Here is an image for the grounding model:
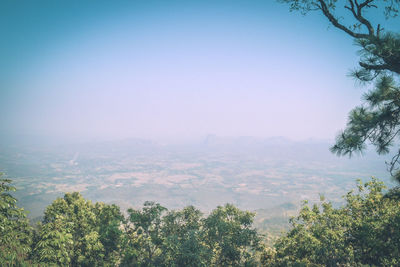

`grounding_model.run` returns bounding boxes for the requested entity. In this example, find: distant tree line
[2,172,400,266]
